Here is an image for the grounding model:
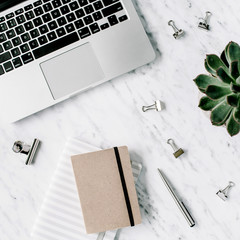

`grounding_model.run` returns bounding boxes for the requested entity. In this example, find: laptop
[0,0,155,123]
